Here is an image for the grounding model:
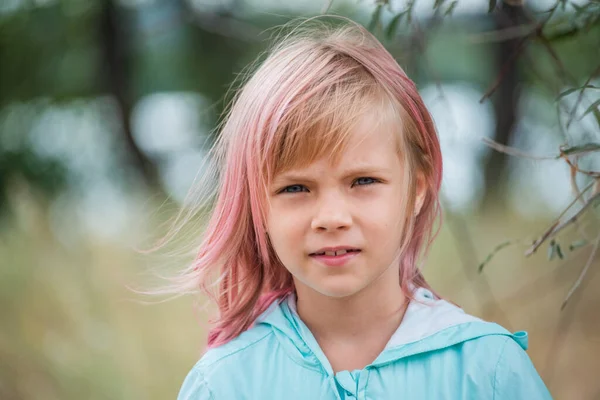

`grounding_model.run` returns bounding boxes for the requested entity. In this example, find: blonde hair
[156,15,443,348]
